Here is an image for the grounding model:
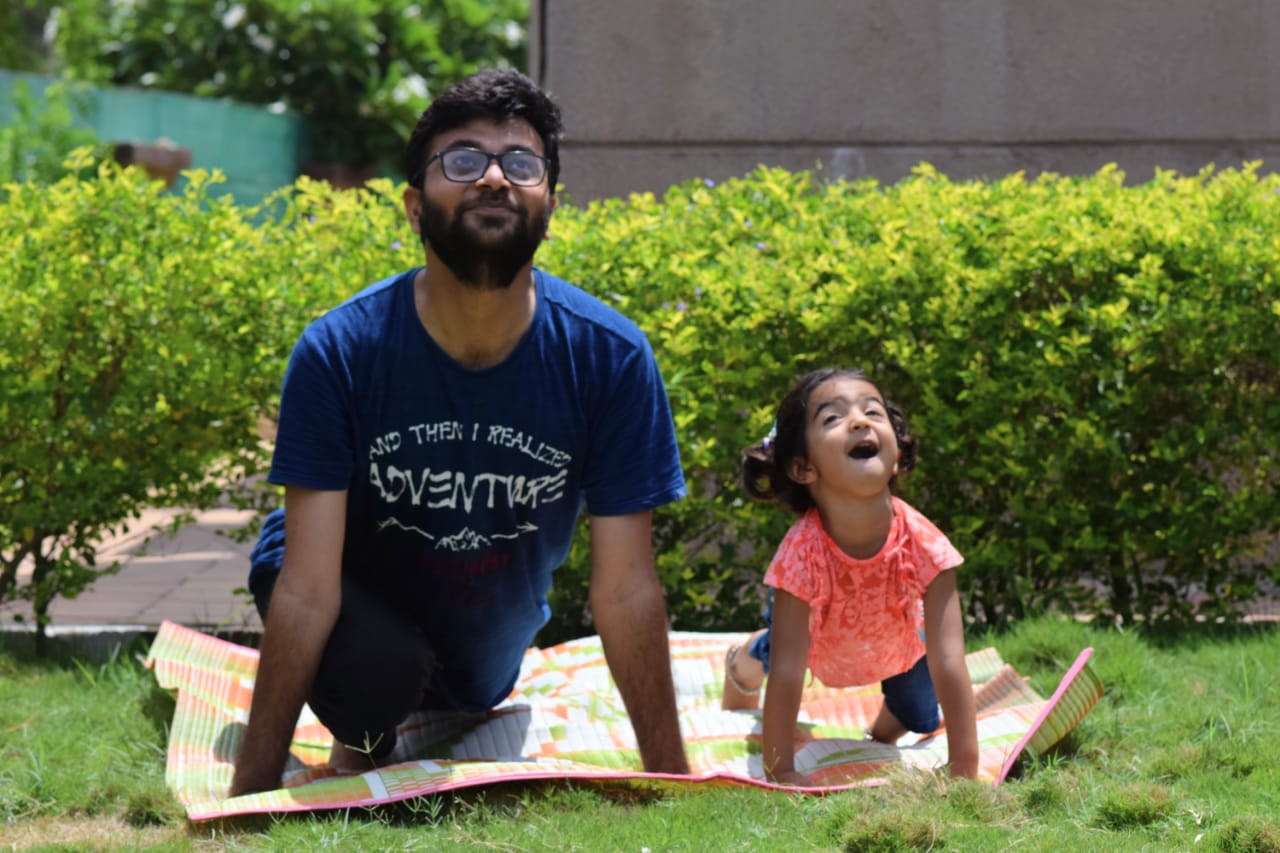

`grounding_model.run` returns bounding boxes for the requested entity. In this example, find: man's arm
[229,486,347,796]
[587,511,690,775]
